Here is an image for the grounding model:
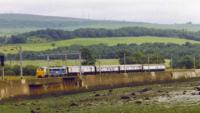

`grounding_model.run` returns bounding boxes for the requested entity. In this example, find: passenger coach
[36,64,166,77]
